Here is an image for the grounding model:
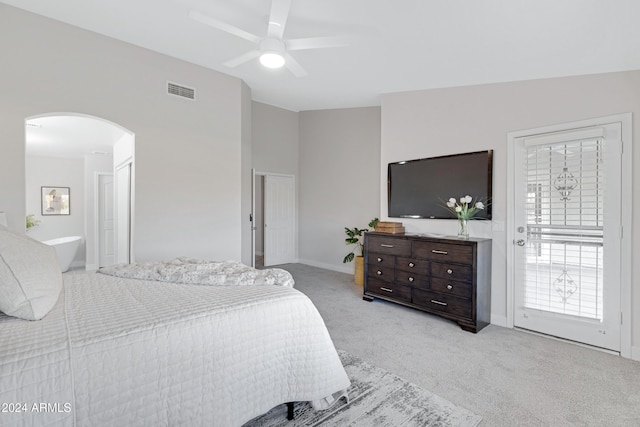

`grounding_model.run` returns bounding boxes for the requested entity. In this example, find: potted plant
[26,214,40,231]
[343,218,379,285]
